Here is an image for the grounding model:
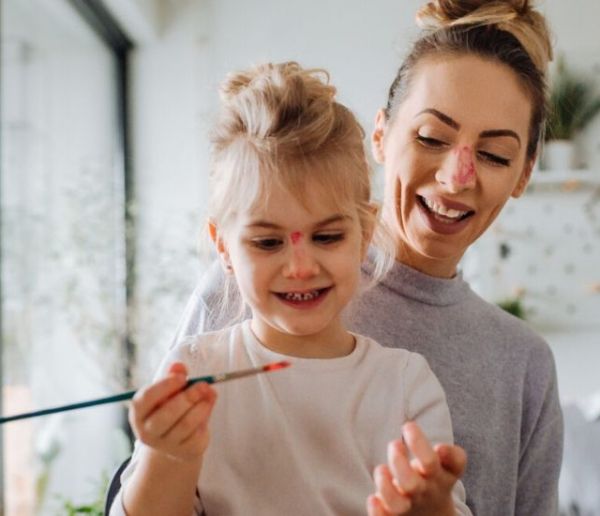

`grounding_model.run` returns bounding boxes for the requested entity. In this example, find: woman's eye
[313,233,345,244]
[478,151,510,167]
[416,134,447,148]
[251,238,283,250]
